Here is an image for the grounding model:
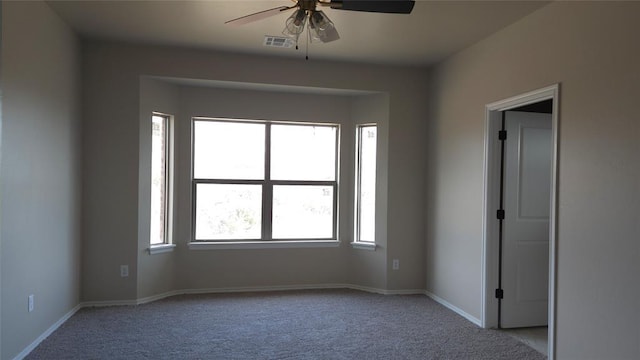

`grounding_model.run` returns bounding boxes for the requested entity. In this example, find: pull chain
[305,27,309,60]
